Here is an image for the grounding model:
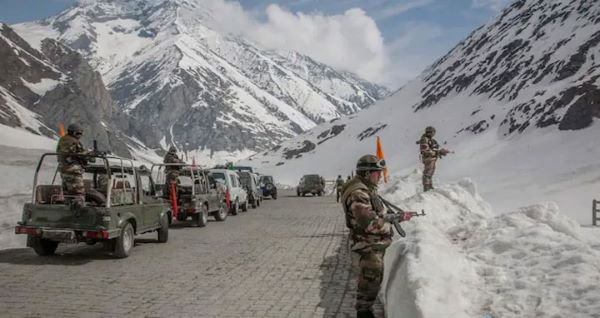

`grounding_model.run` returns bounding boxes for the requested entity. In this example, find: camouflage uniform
[57,132,88,205]
[335,176,345,202]
[419,127,448,191]
[341,174,393,313]
[163,146,184,190]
